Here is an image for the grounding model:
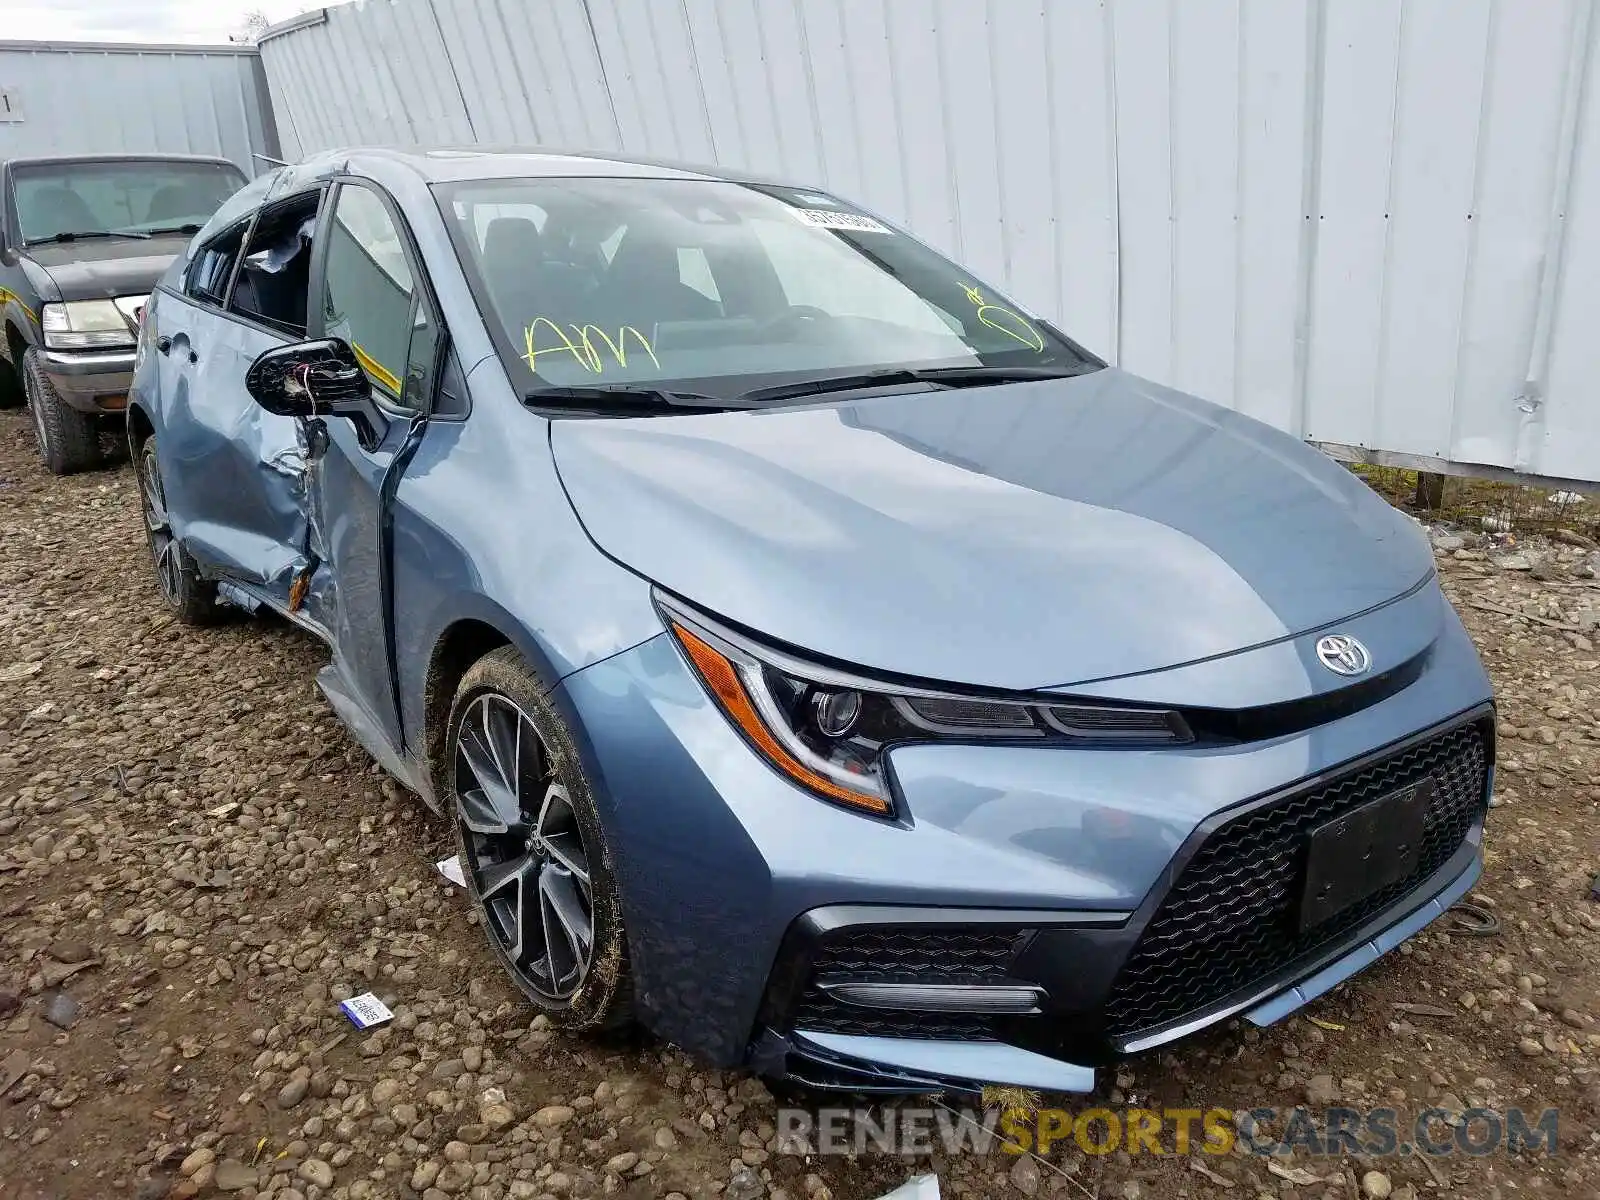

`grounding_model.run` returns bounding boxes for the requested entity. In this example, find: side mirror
[244,338,386,449]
